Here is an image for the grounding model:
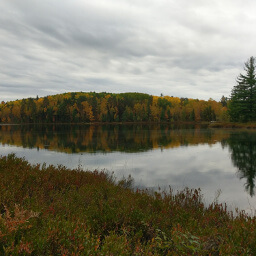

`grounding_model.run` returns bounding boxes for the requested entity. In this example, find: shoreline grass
[209,121,256,129]
[0,121,205,126]
[1,154,256,255]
